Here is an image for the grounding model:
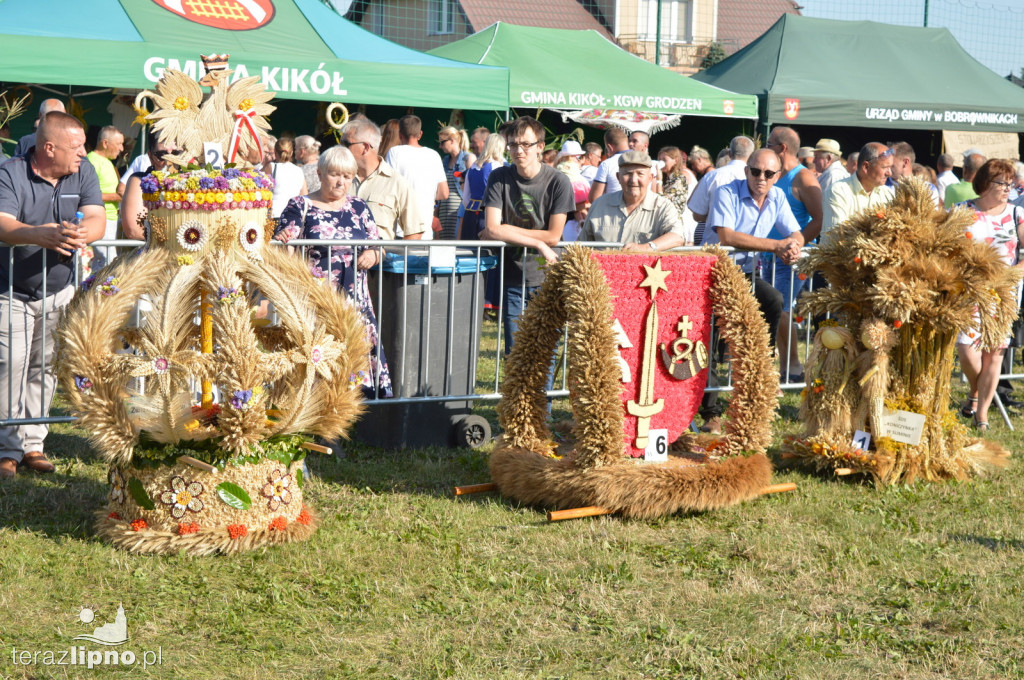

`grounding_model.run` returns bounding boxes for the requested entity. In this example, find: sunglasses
[748,167,778,179]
